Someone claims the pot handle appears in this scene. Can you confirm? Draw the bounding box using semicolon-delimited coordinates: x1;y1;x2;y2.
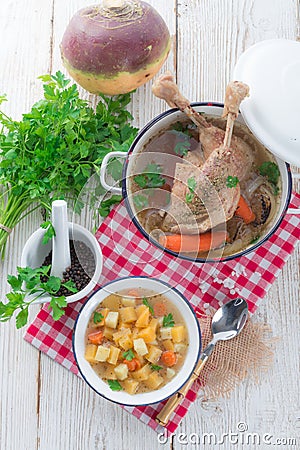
100;151;127;195
287;172;300;214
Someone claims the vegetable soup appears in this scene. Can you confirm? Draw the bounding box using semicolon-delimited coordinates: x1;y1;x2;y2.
85;288;188;395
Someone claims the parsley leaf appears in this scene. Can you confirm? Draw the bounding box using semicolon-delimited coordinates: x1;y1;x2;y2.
174;140;191;156
150;364;163;371
133;193;149;210
259;161;280;185
99;195;123;217
123;349;135;361
163;313;175;328
134;163;165;189
107;379;123;391
93;311;104;324
40;221;56;245
142;297;154;315
185;176;197;203
226;176;239;188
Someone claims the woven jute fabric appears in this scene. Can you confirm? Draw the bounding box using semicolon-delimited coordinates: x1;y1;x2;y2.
195;314;277;400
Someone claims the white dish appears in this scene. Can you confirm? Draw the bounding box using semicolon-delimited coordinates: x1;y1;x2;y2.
73;276;201;406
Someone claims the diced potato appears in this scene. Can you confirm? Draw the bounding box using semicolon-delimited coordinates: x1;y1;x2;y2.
133;338;148;356
118;334;133;351
107;346;121;365
174;343;187;354
123;379;139;395
131;364;152;381
95;345;110;362
136;304;148;318
144;371;164;390
145;345;163;364
148;318;159;331
113;328;131;345
132;327;140;338
103;326;114;340
114;363;129;381
94;308;109;327
137;326;156;344
171;325;186;343
105;311;119;329
118;321;131;329
119;307;137;323
101;294;120;311
162;339;174;351
160;327;173;340
166;368;176;379
135;307;150;328
103;365;117;380
121;296;136;307
157;317;164;327
85;344;98;363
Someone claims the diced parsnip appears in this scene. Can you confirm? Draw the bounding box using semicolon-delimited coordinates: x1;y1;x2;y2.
144;371;164;390
114;363;129;381
136;304;148;318
171;325;186;343
131;364;152;381
135;307;150;328
137;326;156;343
85;344;98;363
121;296;136;307
160;327;173;340
119;307;137;323
145;345;163;364
132;327;140;338
103;326;114;340
107;346;121;365
123;379;139;395
133;338;148;356
101;294;120;311
166;368;176;379
113;328;131;345
162;339;174;351
94;308;109;327
118;334;133;351
174;343;187;354
95;345;110;362
157;316;164;327
148;318;159;331
105;311;119;329
103;365;117;380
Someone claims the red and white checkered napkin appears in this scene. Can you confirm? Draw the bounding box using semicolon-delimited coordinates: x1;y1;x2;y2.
24;193;300;434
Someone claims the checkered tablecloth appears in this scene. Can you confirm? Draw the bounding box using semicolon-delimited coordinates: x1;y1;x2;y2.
24;192;300;434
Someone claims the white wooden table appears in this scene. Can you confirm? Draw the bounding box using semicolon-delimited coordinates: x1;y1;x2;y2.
0;1;299;449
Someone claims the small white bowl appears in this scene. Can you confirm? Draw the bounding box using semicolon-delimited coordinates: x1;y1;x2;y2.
20;222;103;304
73;276;201;406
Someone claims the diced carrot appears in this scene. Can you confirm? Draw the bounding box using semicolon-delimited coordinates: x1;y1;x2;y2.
161;351;177;367
235;195;256;224
127;289;140;298
123;358;142;371
153;302;167;317
159;230;229;253
87;330;104;345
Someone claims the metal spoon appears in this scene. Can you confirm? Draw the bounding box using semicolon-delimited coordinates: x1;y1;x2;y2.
156;298;249;426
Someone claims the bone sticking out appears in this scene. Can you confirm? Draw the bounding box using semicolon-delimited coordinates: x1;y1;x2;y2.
152;71;209;129
222;81;250;149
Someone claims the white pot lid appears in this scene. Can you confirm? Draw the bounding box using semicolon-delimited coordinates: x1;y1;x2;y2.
233;39;300;167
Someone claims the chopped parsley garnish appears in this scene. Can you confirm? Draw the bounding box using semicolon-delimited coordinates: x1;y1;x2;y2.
93;311;104;324
174;139;191;156
185;176;197;203
250;235;261;245
133;193;149;209
226;176;239;188
163;313;175;328
142;297;154;315
259;162;280;186
123;349;135;361
107;380;123;391
134;163;165;189
150;364;163;371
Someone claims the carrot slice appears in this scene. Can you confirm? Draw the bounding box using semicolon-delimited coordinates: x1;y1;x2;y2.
153;302;167;317
235;196;256;224
127;289;140;298
123;358;141;371
159;230;229;253
161;351;177;367
87;330;104;345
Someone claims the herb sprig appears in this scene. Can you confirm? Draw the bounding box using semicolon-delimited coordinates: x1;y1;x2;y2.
107;379;123;391
142;297;154;315
259;162;280;194
93;311;104;324
186;177;197;203
0;265;77;328
163;313;175;328
123;349;135;361
226;176;239;188
0;71;138;258
134;163;166;189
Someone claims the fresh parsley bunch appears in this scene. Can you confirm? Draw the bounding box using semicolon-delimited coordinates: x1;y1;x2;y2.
0;71;138;258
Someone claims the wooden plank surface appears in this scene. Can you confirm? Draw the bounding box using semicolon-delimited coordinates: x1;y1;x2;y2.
0;1;299;449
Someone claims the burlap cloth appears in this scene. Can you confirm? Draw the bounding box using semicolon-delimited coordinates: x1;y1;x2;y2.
195;312;278;400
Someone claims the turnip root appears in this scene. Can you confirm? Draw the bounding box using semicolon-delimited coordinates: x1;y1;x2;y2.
60;0;171;95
